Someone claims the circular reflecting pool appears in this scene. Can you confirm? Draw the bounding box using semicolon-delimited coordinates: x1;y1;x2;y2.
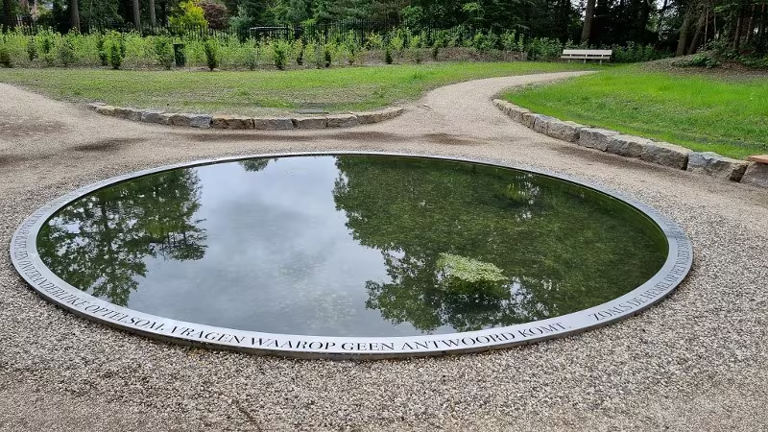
12;153;691;358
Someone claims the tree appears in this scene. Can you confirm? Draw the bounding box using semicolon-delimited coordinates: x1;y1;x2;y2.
132;0;140;29
198;0;227;28
149;0;156;26
69;0;79;31
169;0;207;28
2;0;15;31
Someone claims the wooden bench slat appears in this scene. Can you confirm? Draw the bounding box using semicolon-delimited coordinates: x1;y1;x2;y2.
747;155;768;164
560;49;613;63
562;49;613;55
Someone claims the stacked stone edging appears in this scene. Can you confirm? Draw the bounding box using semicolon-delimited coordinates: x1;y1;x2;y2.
492;99;767;188
87;102;404;130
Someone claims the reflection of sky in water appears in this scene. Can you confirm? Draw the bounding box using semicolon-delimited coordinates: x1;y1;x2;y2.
128;157;443;336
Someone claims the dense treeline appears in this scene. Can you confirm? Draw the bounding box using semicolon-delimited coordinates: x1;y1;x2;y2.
1;0;767;61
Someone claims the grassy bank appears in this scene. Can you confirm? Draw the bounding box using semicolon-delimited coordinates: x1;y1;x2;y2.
504;65;768;159
0;62;596;116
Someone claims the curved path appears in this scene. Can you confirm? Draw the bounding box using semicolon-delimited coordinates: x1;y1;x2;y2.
1;72;767;432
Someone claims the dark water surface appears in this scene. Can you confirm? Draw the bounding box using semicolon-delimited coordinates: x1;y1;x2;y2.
38;155;668;337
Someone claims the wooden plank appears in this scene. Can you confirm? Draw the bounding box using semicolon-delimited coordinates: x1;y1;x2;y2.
562;49;613;55
747;155;768;164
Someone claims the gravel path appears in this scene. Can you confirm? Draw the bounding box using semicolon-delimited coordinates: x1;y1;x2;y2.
1;71;767;432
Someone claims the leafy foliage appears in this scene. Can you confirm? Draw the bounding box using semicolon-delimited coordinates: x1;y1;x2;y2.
56;36;77;67
169;0;209;29
203;38;219;70
272;38;289;69
0;45;11;67
153;36;176;69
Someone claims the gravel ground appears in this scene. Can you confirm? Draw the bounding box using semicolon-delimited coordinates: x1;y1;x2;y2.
1;71;767;432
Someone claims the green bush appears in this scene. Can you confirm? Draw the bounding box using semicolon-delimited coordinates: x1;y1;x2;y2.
27;38;38;61
673;53;720;68
244;46;257;70
57;38;77;67
272;39;289;70
0;46;12;68
501;30;524;52
323;44;332;68
39;34;56;67
96;35;108;66
293;39;304;66
740;55;768;69
204;38;219;70
385;45;393;64
153;37;175;69
526;37;562;61
343;31;362;65
104;33;126;70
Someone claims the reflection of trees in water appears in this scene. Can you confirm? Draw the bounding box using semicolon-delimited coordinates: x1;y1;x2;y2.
332;156;664;333
239;158;275;173
38;170;207;306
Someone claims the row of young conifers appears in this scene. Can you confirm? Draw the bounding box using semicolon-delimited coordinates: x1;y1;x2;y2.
0;27;665;70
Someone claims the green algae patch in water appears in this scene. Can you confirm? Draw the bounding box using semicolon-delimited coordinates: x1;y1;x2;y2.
34;155;669;340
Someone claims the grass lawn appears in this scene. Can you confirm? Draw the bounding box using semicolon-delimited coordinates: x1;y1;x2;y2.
0;62;596;117
504;64;768;159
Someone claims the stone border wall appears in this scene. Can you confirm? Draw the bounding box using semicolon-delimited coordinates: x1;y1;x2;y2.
493;99;768;188
87;102;404;131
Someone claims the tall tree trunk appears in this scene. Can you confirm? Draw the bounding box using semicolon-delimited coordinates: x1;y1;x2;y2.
745;4;755;44
758;3;766;42
149;0;156;26
581;0;596;44
2;0;14;32
732;7;742;50
688;10;707;54
69;0;80;32
676;6;694;56
132;0;141;30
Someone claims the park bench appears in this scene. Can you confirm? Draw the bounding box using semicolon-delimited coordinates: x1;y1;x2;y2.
561;49;613;65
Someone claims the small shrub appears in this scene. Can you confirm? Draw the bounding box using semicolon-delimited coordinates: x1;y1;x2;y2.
244;46;257;70
294;40;304;66
108;43;123;69
0;46;12;68
526;37;562;61
431;45;439;61
204;38;219;70
153;37;175;69
740;55;768;69
96;36;108;66
408;34;422;63
385;45;393;64
272;39;288;70
27;38;38;61
57;38;77;67
501;30;524;52
323;44;332;68
673;53;720;68
37;36;56;67
343;31;362;65
105;33;125;69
